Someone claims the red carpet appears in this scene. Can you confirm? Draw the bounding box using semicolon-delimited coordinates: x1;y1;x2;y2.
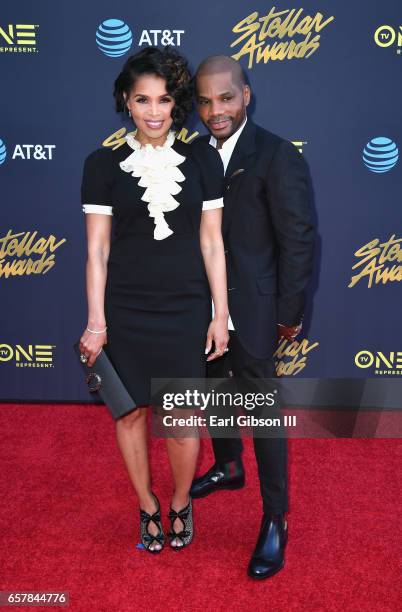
0;404;401;612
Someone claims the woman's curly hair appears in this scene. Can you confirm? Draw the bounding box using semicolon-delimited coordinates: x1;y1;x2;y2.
113;46;193;128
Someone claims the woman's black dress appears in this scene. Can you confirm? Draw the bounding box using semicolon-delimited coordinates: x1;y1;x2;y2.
81;132;224;406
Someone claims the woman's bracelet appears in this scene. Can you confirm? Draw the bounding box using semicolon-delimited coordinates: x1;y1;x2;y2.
86;326;107;334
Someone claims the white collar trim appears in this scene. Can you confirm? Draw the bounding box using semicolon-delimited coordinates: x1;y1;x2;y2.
209;115;248;151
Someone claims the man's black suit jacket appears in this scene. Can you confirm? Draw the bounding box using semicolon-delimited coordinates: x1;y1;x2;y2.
200;119;315;360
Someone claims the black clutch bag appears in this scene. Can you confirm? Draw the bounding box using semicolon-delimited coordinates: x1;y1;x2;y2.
73;341;136;420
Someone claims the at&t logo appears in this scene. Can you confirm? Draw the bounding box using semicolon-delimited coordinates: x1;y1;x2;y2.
96;18;185;58
362;137;398;173
96;19;133;57
0;139;6;165
0;24;39;53
0;138;56;164
374;25;402;54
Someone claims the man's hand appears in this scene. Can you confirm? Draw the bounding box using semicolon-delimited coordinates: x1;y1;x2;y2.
277;323;302;342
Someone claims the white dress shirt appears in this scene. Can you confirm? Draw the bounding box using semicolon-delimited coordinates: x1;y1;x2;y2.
209;116;248;330
209;115;248;173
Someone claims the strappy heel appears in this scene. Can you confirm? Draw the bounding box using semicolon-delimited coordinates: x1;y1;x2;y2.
168;497;193;550
139;493;165;553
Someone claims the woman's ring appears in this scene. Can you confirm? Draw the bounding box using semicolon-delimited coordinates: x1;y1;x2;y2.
80;353;88;364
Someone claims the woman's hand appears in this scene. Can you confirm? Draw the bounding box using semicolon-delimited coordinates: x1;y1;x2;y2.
79;328;107;367
205;317;229;361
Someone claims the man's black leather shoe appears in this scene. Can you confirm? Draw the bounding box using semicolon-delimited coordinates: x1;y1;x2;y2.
190;459;245;498
247;513;287;579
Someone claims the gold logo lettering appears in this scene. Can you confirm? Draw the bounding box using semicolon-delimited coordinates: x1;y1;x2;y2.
102;127;199;150
0;230;66;278
274;337;319;376
348;235;402;288
230;7;335;68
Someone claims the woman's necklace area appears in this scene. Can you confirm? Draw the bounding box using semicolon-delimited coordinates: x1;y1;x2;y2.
127;129;176;151
119;129;186;240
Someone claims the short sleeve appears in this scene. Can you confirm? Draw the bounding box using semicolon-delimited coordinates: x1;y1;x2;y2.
81;149;114;215
190;139;225;211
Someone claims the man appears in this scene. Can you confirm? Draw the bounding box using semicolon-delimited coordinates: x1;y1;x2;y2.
190;56;315;579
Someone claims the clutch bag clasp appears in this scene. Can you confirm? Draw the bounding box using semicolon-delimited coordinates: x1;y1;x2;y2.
86;372;102;393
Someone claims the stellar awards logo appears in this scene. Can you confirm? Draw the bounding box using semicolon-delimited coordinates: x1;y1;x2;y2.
0;230;66;278
348;234;402;289
274;336;319;376
230;7;335;68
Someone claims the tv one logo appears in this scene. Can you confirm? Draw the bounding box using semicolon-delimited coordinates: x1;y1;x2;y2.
355;350;402;374
0;24;38;53
96;19;184;58
0;344;55;367
374;25;402;54
0;139;55;165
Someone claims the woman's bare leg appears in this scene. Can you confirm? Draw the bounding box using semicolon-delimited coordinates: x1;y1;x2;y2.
115;407;162;551
165;414;199;547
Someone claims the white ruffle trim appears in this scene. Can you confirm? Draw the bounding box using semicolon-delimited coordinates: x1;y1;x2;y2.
119;131;185;240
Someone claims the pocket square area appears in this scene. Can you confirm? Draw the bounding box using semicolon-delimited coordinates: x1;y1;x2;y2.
230;168;245;178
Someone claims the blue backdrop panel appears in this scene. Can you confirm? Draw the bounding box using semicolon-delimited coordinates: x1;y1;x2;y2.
0;1;401;401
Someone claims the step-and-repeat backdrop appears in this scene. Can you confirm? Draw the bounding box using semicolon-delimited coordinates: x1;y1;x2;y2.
1;1;401;402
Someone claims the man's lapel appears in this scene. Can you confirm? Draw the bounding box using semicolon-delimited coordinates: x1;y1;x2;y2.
225;119;257;182
223;120;257;234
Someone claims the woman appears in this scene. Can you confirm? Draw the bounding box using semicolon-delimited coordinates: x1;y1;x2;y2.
79;47;229;553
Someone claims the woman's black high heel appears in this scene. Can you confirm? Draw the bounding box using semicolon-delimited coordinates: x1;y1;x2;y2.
139;493;165;554
168;497;193;550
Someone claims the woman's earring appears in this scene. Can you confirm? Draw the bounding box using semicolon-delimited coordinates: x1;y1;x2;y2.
127;107;131;117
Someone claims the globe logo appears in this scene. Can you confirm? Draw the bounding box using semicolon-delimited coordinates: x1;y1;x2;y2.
96;19;133;58
363;137;399;173
0;139;6;165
